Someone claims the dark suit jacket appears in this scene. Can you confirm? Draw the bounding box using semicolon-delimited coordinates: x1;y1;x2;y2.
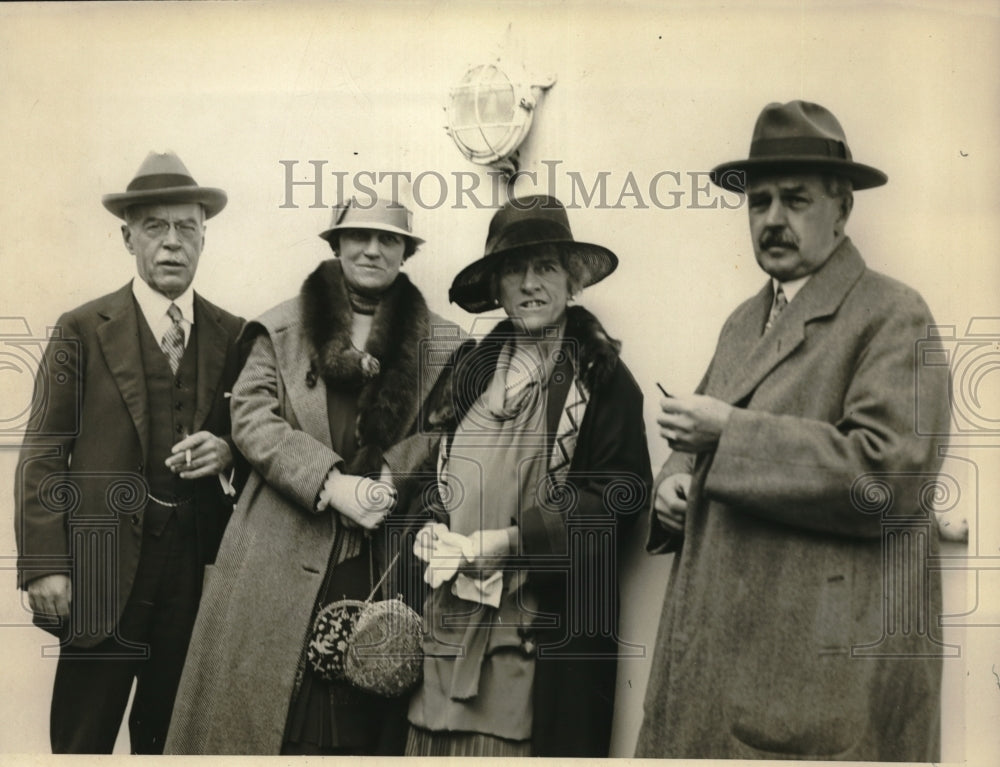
14;281;244;648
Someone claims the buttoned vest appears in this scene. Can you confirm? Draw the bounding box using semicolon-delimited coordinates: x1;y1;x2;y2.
136;305;199;534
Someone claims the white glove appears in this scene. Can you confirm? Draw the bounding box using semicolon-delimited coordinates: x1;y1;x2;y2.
413;522;475;588
452;571;504;608
318;468;395;529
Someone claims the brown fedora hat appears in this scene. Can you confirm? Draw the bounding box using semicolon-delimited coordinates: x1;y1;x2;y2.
102;151;228;219
449;194;618;314
711;100;887;193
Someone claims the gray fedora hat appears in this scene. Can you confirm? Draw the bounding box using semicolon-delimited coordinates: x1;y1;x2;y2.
102;151;228;219
711;101;888;193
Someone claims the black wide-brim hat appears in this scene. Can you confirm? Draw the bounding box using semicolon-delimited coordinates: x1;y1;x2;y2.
449;194;618;314
710;100;888;193
102;151;228;219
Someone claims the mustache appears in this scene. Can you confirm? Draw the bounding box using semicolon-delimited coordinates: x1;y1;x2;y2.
760;229;798;250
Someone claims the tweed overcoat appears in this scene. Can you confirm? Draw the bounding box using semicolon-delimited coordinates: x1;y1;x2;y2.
14;282;244;647
636;239;951;761
165;265;463;754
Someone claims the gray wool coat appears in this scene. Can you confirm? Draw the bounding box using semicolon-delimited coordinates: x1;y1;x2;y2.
635;240;951;761
164;289;462;755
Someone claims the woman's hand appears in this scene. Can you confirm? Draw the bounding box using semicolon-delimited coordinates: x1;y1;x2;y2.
379;461;393;486
320;468;396;529
461;527;515;577
414;523;472;587
413;524;516;587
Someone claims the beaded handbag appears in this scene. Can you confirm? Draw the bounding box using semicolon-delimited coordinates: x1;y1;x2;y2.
306;547;423;698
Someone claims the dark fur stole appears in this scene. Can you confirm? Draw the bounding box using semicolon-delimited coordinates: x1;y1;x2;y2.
301;259;430;476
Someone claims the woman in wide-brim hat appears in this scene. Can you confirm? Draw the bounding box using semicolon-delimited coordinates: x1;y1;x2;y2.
166;194;464;756
405;195;652;757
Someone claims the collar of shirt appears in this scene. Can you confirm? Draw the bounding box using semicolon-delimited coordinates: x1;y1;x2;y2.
131;277;195;347
772;274;810;303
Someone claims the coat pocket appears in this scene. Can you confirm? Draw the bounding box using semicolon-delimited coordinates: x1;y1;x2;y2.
813;569;850;652
725;564;868;757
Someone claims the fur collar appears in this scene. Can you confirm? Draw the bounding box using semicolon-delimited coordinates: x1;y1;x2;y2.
446;305;621;426
478;305;620;391
301;259;430;476
562;305;622;391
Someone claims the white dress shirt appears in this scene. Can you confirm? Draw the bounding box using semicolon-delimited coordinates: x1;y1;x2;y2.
132;276;195;347
772;274;810;303
131;276;236;496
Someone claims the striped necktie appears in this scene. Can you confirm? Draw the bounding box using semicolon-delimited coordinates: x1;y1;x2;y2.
161;303;185;374
764;285;788;333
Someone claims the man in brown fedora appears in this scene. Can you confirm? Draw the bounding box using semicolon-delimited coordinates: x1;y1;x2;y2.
14;151;244;753
636;101;951;760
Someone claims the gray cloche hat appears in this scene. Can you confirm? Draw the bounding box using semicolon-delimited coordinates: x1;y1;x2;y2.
318;197;425;246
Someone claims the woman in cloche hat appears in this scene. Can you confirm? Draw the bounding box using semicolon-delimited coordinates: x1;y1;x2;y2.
166;194;464;756
405;195;652;757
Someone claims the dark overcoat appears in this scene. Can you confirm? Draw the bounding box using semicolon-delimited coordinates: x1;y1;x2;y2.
433;306;652;757
14;282;243;647
165;263;463;754
636;240;951;760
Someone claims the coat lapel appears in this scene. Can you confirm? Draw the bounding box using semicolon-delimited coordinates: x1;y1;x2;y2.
95;283;150;461
192;294;229;431
713;238;867;405
549;377;587;481
706;283;773;403
273;314;334;449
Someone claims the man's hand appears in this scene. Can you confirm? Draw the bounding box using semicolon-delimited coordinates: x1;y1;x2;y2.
166;431;233;479
27;574;71;618
654;473;691;534
657;394;734;452
322;468;396;530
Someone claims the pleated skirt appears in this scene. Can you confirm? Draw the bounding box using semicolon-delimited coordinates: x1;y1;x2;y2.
405;725;532;757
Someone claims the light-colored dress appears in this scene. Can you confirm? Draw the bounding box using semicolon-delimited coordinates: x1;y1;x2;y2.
407;338;561;752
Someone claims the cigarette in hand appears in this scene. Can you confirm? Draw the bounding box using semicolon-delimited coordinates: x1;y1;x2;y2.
185;449;192;468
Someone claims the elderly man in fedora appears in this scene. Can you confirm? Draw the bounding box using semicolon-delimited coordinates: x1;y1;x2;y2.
636;101;950;760
14;151;244;753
